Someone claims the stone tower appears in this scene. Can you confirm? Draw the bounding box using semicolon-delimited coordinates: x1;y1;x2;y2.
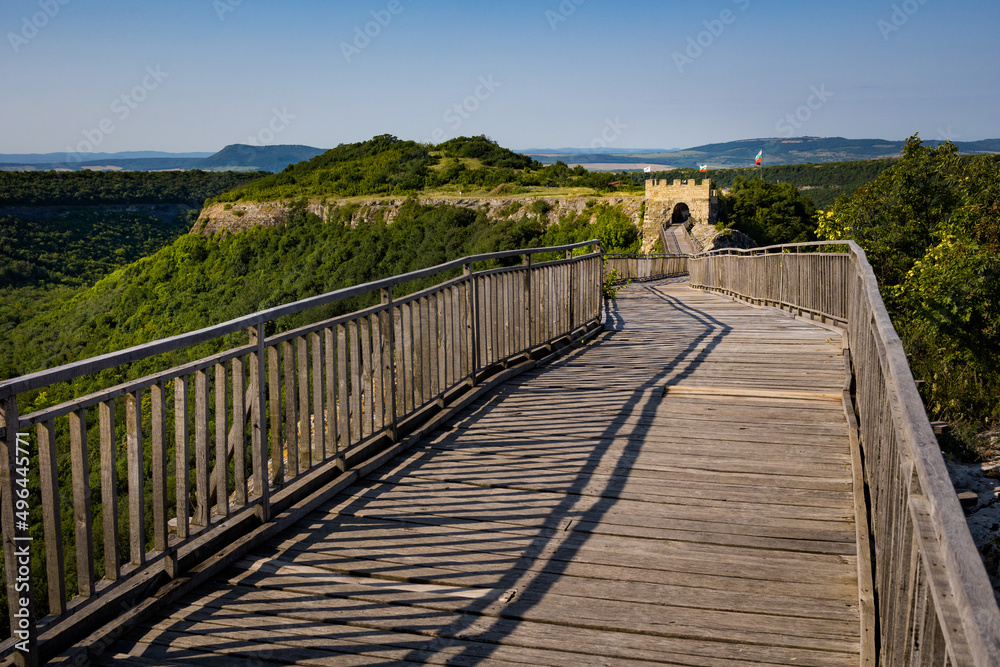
643;179;719;252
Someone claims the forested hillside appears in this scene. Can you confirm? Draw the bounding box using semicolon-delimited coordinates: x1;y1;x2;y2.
211;135;637;202
820;137;1000;459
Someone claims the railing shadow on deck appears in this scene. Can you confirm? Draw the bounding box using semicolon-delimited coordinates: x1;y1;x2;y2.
127;277;733;666
0;240;607;666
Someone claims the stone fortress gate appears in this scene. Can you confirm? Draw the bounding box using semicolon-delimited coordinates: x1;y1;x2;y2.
642;179;719;252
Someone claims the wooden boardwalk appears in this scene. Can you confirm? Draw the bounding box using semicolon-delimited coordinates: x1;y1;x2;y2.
94;278;862;666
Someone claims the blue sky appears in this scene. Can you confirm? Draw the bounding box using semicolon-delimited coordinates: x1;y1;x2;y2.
1;0;998;154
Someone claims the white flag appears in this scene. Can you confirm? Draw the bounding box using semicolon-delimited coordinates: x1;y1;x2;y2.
643;166;652;173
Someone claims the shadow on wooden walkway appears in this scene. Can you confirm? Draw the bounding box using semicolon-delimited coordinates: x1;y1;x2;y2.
93;277;862;666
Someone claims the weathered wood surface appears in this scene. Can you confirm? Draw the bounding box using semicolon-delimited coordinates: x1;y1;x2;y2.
93;277;861;666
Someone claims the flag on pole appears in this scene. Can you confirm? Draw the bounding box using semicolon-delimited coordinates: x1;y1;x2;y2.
643;166;652;173
755;150;763;166
699;165;708;172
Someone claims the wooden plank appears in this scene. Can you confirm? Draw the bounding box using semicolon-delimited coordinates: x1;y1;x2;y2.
174;376;189;540
281;340;298;479
266;346;282;485
37;419;66;614
296;335;311;472
213;364;228;520
349;319;361;440
324;328;337;460
194;371;209;527
360;317;373;438
98;399;119;581
310;332;324;466
231;358;246;507
371;313;384;432
337;323;350;449
151;382;169;551
69;408;95;596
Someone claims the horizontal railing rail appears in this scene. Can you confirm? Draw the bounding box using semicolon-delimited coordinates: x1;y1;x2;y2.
0;240;604;664
690;241;1000;666
604;253;688;282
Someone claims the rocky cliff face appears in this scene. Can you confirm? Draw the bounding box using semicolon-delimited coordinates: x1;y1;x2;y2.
195;196;644;236
688;221;757;253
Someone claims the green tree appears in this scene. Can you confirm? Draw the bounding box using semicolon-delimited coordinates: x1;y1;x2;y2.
819;136;1000;455
719;177;818;246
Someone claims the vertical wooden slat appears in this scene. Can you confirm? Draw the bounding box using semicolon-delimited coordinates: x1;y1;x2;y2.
151;382;170;561
194;371;209;527
99;400;119;581
126;390;145;564
349;319;361;441
372;313;385;432
232;358;247;507
402;303;415;411
524;256;532;350
325;329;337;459
214;364;228;519
249;325;270;520
282;341;298;479
174;376;189;539
296;336;311;471
337;324;350;449
311;332;324;461
69;408;95;596
267;346;282;485
382;290;398;437
438;290;448;390
427;294;440;399
360;318;373;438
411;303;423;407
37;419;65;615
393;304;405;423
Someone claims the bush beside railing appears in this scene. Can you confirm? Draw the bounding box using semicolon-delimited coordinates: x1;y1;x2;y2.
690;242;1000;667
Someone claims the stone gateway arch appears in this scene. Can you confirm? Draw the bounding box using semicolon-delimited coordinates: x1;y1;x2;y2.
642;179;719;252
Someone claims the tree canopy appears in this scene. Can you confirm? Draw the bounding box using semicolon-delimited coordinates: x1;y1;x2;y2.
819;136;1000;455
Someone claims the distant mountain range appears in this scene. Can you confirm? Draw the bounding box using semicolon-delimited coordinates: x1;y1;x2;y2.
0;145;326;173
524;136;1000;170
3;136;998;174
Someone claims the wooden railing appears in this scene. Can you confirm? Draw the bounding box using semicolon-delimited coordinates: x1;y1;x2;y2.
690;242;1000;667
604;253;688;282
0;241;604;665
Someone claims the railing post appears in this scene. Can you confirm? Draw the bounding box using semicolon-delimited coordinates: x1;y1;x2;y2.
566;249;575;330
596;242;605;325
249;325;270;522
1;396;37;666
381;288;398;441
523;253;532;350
465;263;479;386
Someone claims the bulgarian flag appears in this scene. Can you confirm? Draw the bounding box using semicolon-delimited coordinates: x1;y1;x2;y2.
755;150;763;166
699;165;708;172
